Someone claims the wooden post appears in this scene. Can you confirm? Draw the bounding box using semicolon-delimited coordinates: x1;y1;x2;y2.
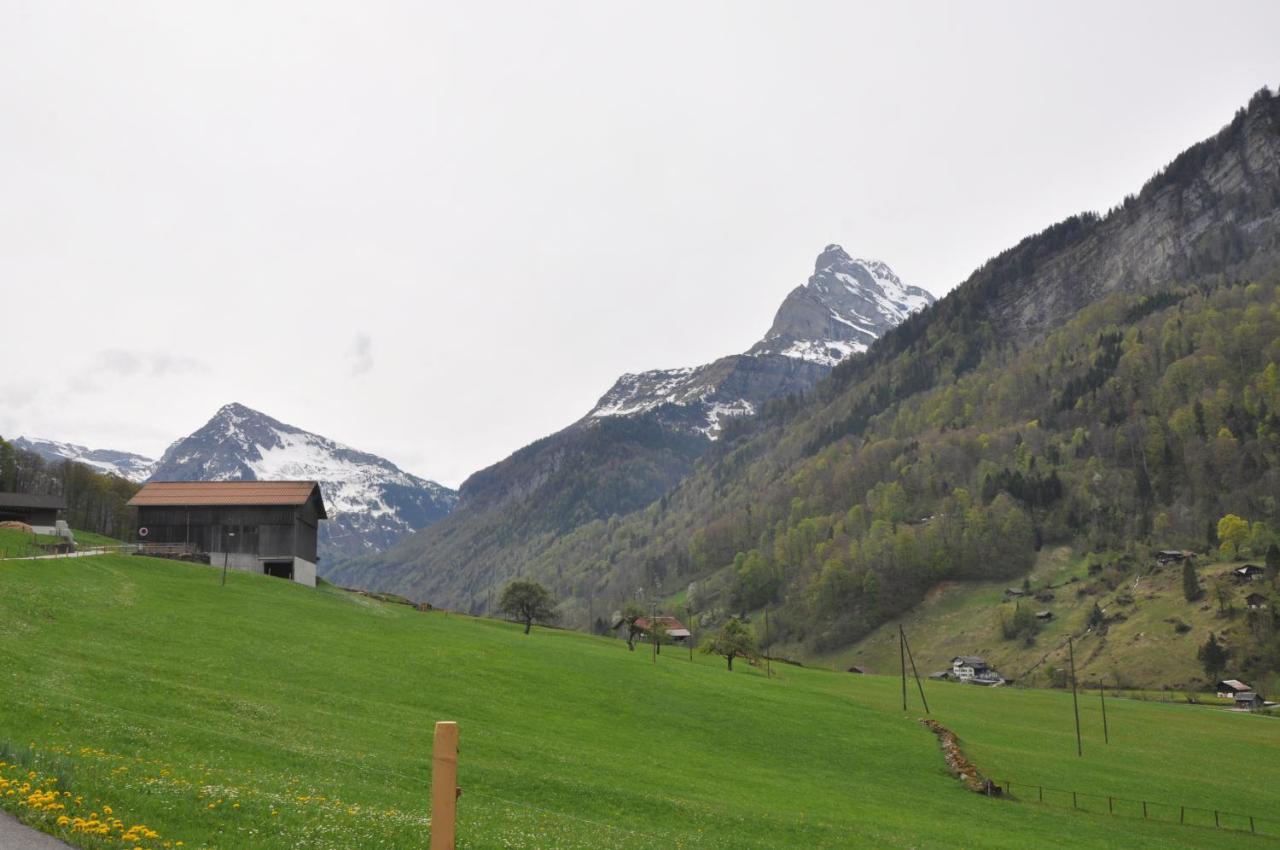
431;721;459;850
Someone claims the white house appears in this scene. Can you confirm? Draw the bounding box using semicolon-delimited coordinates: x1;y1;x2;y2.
1217;679;1252;699
952;656;996;682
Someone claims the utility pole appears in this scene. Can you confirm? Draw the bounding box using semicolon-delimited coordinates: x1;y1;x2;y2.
764;608;772;679
901;626;930;714
651;601;657;664
1099;678;1109;744
1069;636;1082;757
899;625;907;712
687;604;694;662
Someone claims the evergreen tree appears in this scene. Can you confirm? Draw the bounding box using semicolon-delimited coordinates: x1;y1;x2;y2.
1182;560;1203;602
1196;632;1229;681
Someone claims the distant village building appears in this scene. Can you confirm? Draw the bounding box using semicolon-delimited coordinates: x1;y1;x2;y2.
951;656;1004;685
1233;564;1265;583
1216;679;1252;699
127;481;327;587
632;615;691;642
1246;593;1268;610
1035;610;1054;621
1157;550;1195;565
1234;691;1265;710
846;665;872;675
0;492;67;536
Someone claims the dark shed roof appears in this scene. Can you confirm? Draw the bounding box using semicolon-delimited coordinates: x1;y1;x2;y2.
128;481;328;519
0;492;66;511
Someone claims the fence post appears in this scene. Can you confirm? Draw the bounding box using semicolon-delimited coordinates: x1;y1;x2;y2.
1142;801;1147;819
1072;791;1077;810
431;721;459;850
1038;785;1043;803
1250;816;1255;833
1214;810;1219;829
1108;796;1113;814
1180;806;1184;824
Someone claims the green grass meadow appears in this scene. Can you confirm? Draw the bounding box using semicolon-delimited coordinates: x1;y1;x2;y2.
0;554;1276;848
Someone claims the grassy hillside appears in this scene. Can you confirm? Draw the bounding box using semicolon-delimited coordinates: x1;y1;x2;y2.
0;555;1277;849
823;547;1277;692
0;528;61;558
70;529;125;549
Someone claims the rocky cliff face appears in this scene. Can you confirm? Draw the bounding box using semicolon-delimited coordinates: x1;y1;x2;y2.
751;246;935;366
149;403;457;562
985;90;1280;343
327;249;932;604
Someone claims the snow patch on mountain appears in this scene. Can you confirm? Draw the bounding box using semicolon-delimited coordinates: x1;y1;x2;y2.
584;245;934;436
778;338;868;367
13;437;155;482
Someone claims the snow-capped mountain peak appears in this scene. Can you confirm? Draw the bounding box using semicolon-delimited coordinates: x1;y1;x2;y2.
583;245;935;437
753;244;935;367
149;404;458;561
12;436;155;482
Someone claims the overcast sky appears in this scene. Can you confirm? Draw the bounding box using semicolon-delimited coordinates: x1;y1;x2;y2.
2;2;1278;487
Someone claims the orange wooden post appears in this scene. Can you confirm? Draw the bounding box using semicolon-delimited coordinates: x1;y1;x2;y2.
431;721;459;850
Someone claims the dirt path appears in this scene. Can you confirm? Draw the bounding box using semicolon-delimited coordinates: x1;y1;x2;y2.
0;811;74;848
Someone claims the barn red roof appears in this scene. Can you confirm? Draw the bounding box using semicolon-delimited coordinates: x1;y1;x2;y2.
128;481;327;518
635;615;691;636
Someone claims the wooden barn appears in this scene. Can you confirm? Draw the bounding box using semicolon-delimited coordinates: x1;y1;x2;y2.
0;492;66;533
127;481;327;587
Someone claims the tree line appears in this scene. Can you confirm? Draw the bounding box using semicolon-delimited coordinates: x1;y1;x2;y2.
0;437;139;539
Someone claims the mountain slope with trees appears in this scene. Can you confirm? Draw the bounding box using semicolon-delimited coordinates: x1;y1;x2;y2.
508;89;1280;672
328;250;932;597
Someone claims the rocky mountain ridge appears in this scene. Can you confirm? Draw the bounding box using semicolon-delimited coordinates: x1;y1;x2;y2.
13;437;156;483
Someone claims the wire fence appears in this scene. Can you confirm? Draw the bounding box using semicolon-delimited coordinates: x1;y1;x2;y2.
0;544;139;560
995;778;1277;836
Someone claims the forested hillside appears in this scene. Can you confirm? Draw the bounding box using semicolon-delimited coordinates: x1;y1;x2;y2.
0;436;139;539
508;89;1280;664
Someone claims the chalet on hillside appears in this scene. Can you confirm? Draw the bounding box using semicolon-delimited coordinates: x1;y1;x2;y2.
951;656;1004;685
1233;564;1265;583
1234;692;1265;710
632;615;691;642
1216;679;1252;699
127;481;327;587
1157;550;1195;565
0;492;66;534
1246;592;1268;610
